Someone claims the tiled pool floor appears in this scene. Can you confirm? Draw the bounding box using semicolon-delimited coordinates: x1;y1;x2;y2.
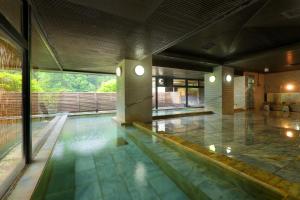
34;114;188;200
151;111;300;183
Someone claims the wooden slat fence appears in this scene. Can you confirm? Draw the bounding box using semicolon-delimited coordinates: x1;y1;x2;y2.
0;92;117;116
0;91;192;117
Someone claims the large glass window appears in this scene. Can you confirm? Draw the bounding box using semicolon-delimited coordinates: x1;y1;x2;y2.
152;77;156;108
157;86;186;108
0;29;24;195
188;80;199;87
30;70;117;155
188;88;204;107
173;79;186;87
153;77;204;109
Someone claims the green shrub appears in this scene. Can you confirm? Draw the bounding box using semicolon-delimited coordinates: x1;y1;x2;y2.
97;79;116;92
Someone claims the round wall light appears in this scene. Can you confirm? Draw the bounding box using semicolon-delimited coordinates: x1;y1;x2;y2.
209;75;216;83
286;84;294;91
264;67;269;73
225;74;232;82
116;67;121;77
135;65;144;76
286;131;294;138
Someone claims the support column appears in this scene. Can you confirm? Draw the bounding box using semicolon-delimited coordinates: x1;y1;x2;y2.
116;56;152;124
204;66;234;115
22;0;32;163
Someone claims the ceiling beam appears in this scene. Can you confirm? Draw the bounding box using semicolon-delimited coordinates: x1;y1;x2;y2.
158;50;223;65
224;41;300;64
153;55;213;72
0;12;28;49
29;0;64;71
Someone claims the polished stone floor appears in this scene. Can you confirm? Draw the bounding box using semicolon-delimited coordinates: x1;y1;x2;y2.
36;114;188;200
152;111;300;183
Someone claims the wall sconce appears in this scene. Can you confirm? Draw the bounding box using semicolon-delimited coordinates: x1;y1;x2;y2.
135;65;144;76
286;131;294;138
209;144;216;152
286;84;294;91
116;67;121;77
226;146;231;154
209;75;216;83
225;74;232;82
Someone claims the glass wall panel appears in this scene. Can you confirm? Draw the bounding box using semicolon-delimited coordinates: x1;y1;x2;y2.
153;77;204;109
30;70;118;155
152;77;156;108
0;29;24;197
0;0;22;33
188;88;204;107
188;80;199;87
157;86;186;108
173;79;186;87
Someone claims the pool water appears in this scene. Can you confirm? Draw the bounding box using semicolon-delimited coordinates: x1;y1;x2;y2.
32;114;188;200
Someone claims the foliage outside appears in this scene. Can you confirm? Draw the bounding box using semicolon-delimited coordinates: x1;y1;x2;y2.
0;71;117;92
97;79;116;92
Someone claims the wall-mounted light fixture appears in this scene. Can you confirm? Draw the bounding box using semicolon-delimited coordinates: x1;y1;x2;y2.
286;131;294;138
135;65;144;76
264;67;269;73
209;144;216;152
226;146;231;154
209;75;216;83
116;67;121;77
286;84;294;91
225;74;232;82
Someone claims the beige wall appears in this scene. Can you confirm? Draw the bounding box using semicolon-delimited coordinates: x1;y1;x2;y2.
204;67;223;113
244;72;264;111
265;70;300;93
234;76;246;110
222;67;234;115
204;66;234;115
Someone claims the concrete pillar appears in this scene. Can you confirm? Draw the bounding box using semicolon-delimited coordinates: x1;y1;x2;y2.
204;66;234;115
116;56;152;124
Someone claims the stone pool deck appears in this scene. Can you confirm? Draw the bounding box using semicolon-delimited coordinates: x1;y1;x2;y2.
135;111;300;199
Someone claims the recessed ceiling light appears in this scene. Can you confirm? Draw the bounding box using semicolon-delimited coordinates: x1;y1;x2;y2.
135;65;144;76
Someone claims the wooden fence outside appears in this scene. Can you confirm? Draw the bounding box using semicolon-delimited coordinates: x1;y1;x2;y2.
0;91;192;117
0;92;117;116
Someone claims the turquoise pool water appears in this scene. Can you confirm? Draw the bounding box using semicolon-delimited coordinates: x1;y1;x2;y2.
32;114;188;200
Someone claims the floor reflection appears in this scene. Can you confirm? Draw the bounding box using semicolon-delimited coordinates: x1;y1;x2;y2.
152;107;207;117
152;111;300;183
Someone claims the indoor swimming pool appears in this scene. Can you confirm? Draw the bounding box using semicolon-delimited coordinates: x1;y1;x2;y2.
32;114;280;200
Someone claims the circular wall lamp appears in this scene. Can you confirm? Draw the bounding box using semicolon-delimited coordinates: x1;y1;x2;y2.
286;131;294;138
116;67;121;77
158;78;164;85
209;75;216;83
264;67;269;73
135;65;144;76
286;84;294;91
225;74;232;82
